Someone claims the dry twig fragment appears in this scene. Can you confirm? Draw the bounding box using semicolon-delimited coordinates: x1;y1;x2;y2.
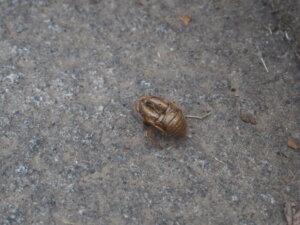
288;139;298;151
284;201;300;225
181;16;191;25
296;52;300;61
294;211;300;225
285;201;294;225
260;57;269;72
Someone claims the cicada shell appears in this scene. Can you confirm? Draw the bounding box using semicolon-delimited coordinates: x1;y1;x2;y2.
135;96;187;148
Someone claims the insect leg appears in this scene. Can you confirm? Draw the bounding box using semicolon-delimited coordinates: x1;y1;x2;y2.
186;111;211;120
145;127;163;149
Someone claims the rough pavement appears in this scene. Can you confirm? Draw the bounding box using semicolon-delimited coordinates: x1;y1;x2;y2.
0;0;299;224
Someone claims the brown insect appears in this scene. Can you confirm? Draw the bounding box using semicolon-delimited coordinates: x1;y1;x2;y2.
135;96;211;149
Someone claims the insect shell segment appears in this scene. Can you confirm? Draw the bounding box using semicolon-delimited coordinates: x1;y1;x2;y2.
135;96;187;138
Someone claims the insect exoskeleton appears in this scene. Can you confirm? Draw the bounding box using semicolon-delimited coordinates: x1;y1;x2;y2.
135;96;187;149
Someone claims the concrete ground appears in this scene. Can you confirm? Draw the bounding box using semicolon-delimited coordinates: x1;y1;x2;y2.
0;0;299;224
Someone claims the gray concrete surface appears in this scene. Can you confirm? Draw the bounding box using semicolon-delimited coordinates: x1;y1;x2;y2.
0;0;300;224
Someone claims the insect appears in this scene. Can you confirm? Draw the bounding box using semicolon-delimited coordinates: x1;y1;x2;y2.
135;96;211;149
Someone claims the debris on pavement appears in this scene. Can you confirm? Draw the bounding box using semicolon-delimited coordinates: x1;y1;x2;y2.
181;16;191;25
284;201;300;225
288;139;299;151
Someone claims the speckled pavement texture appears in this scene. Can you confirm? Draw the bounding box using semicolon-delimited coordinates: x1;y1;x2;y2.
0;0;300;225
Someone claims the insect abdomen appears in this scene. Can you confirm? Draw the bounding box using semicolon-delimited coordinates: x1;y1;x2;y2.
165;110;187;137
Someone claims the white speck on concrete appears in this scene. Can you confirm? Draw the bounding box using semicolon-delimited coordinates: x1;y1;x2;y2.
141;80;151;87
260;193;275;204
231;195;238;202
3;73;20;83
